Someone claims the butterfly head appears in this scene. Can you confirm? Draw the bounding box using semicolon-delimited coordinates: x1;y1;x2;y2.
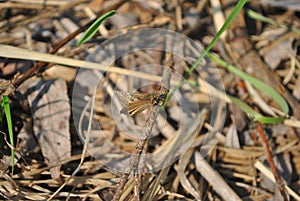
153;93;167;106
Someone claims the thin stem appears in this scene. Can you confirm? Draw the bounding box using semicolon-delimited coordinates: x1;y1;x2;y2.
257;123;288;201
113;53;173;201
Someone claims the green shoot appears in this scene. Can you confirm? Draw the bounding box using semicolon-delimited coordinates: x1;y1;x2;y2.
77;10;117;46
163;0;249;107
209;53;289;116
245;9;300;35
229;95;285;124
1;96;15;174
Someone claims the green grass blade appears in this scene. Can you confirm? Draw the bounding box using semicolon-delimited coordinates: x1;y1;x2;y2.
77;10;117;46
1;96;15;174
164;0;249;107
229;95;285;124
245;9;300;35
188;0;249;75
209;53;289;114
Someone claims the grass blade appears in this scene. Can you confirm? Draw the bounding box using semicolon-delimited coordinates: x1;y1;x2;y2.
77;10;117;46
209;53;289;115
1;96;15;174
188;0;249;75
229;95;285;124
245;9;300;35
164;0;249;106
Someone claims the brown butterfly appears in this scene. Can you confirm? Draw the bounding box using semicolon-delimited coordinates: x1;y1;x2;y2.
115;88;169;116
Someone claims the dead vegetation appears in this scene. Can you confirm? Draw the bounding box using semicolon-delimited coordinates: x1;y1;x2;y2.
0;0;300;200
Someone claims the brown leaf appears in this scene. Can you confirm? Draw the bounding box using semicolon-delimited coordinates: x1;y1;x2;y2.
257;28;294;69
225;124;240;148
18;78;71;181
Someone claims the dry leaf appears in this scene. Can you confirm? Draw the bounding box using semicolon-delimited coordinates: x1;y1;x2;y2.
18;78;71;181
256;28;294;69
178;149;201;201
293;76;300;100
224;123;240;148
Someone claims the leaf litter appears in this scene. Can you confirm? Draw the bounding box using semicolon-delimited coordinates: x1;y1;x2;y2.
0;1;299;201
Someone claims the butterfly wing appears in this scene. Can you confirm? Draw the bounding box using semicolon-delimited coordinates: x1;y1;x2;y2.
128;100;152;116
114;91;130;114
114;90;166;116
115;91;153;116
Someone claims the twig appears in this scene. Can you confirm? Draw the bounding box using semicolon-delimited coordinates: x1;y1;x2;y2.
256;123;288;201
113;53;173;201
112;138;147;201
133;171;140;201
254;160;300;201
0;131;15;151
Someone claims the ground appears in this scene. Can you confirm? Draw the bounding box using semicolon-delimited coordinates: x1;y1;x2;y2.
0;0;299;200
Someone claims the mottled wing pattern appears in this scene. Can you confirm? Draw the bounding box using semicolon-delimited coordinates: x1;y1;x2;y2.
128;100;152;116
115;89;168;116
115;91;152;116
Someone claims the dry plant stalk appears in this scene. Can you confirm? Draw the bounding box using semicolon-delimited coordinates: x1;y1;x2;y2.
11;0;128;89
112;53;173;201
256;123;288;201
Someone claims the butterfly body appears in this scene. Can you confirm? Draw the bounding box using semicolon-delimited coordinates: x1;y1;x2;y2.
115;88;168;116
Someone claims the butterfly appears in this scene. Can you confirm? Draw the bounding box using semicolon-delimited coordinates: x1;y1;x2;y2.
115;88;169;116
